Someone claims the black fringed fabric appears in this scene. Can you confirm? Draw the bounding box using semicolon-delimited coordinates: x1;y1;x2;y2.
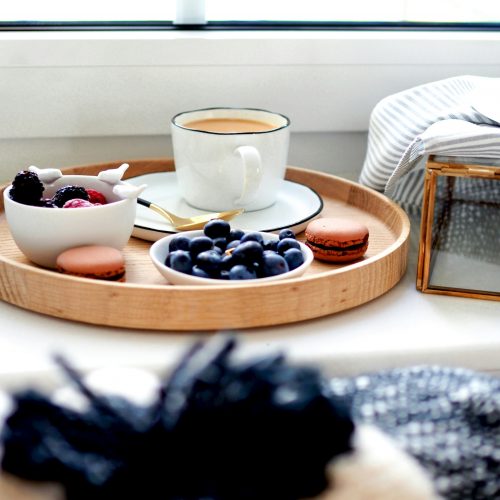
1;336;354;500
329;365;500;500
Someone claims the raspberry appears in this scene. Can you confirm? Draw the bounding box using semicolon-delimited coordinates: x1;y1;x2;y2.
86;188;107;205
9;170;44;206
62;199;95;209
51;185;89;208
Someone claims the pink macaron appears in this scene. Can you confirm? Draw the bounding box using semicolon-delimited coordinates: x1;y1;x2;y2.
56;245;126;281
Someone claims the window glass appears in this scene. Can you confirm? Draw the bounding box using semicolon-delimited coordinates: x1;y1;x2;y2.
1;0;500;24
2;1;174;22
206;0;500;22
208;0;500;23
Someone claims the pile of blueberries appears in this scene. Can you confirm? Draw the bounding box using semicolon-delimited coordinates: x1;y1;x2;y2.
166;219;305;280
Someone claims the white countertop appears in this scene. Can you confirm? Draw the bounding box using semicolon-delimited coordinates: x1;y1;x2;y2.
0;214;499;391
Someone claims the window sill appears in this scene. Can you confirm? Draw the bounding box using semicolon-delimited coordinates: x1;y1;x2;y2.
2;29;500;66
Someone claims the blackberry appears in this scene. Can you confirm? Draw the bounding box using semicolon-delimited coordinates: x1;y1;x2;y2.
51;185;89;208
9;170;44;206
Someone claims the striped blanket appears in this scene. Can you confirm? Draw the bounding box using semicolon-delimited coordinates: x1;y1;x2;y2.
359;75;500;209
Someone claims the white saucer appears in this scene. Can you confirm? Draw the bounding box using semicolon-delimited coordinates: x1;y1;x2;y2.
127;172;323;241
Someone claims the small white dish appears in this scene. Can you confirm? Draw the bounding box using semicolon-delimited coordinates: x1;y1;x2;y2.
127;172;323;241
149;230;314;286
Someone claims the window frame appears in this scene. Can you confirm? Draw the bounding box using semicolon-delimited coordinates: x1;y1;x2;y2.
1;20;500;31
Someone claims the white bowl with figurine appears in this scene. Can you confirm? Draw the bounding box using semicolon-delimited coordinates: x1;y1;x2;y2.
3;164;146;268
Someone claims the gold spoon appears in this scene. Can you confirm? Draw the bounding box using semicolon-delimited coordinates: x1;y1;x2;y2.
137;198;244;231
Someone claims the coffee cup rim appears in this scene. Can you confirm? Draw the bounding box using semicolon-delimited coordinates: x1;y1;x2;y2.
171;107;290;135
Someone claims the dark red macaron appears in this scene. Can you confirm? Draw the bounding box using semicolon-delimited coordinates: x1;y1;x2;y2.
305;218;369;263
56;245;126;281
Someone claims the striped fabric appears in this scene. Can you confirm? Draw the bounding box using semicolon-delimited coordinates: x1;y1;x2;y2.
359;75;500;209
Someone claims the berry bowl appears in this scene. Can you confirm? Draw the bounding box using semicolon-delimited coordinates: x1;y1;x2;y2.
149;223;314;286
3;165;145;268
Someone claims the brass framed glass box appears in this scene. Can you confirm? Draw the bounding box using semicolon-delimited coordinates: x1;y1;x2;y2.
417;155;500;300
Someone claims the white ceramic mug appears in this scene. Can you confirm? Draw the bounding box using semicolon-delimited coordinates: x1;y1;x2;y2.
171;107;290;212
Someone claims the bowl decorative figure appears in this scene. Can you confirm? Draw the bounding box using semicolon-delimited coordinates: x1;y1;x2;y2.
3;165;145;268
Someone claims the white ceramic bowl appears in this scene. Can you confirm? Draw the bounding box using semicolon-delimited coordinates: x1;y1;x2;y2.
150;230;314;286
4;175;138;268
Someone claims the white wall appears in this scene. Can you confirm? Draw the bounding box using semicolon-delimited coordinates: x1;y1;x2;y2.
0;132;368;183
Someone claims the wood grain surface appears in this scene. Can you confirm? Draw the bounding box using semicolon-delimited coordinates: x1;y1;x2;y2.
0;158;410;330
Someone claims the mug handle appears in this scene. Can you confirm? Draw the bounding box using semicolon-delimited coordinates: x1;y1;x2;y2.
233;145;262;206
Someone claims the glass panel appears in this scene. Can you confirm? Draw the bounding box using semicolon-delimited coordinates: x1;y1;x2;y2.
2;0;500;24
1;1;175;22
428;174;500;294
207;0;500;22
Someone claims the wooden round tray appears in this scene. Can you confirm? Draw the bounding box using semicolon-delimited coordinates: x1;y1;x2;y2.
0;159;410;331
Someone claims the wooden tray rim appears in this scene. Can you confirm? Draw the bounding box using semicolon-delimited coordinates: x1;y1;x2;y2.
0;159;411;329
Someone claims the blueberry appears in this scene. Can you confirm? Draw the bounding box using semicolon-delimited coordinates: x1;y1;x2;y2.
261;253;289;277
220;270;230;280
263;249;278;257
196;249;222;274
169;235;190;252
277;238;301;254
231;241;264;264
240;231;264;245
229;264;257;280
164;253;171;267
221;253;237;270
263;239;278;252
283;248;304;270
192;265;211;278
168;250;193;274
226;239;240;251
213;237;227;252
189;236;213;257
228;228;245;242
252;261;263;277
279;229;295;240
203;219;231;239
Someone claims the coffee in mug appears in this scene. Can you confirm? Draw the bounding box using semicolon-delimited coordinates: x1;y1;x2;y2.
171;107;290;212
183;118;277;134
